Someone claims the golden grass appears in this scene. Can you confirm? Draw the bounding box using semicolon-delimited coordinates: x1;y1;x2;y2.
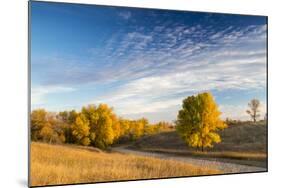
141;147;267;161
31;142;219;186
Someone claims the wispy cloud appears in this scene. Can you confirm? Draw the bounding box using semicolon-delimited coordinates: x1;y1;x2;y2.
31;85;75;106
118;11;131;20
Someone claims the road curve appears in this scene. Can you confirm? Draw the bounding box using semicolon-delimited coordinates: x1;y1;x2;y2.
111;146;266;174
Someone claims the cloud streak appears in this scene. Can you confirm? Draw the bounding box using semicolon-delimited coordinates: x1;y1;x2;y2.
31;85;75;107
118;11;132;20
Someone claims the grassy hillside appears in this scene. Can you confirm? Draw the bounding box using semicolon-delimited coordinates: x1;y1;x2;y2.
30;142;219;186
130;123;267;167
133;123;267;152
216;123;267;152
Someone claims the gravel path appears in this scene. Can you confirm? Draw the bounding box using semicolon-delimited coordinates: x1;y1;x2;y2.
112;147;266;174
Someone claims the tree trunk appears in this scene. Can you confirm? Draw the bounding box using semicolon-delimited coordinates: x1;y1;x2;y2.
201;145;204;152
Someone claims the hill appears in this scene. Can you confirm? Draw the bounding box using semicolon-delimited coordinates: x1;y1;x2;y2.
133;123;267;152
128;123;267;167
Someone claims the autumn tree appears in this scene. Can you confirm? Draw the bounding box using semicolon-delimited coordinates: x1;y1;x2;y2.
31;109;48;141
155;121;172;132
95;104;115;148
128;118;147;140
144;121;172;135
39;123;63;144
31;109;65;143
246;99;261;123
72;113;90;146
81;104;98;144
119;118;130;136
57;110;78;143
81;104;115;149
144;124;155;135
176;92;227;151
44;112;66;143
111;114;121;142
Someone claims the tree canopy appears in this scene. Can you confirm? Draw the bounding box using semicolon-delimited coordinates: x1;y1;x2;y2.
176;92;227;151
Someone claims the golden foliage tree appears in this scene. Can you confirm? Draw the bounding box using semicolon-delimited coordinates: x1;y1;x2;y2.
95;104;115;148
39;123;65;144
111;114;121;141
119;118;130;136
31;109;66;143
57;110;78;143
128;118;147;140
72;114;90;146
31;109;48;141
81;104;115;149
176;92;227;151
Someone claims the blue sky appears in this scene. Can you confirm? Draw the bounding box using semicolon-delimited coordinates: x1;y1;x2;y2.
31;1;267;123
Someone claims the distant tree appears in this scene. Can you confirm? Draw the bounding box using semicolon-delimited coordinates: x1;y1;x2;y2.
129;118;147;140
144;121;172;135
72;114;90;146
156;121;172;131
246;99;261;123
119;118;130;136
39;123;62;143
57;110;77;143
31;109;65;143
144;125;155;135
111;114;121;141
58;111;68;122
176;92;227;151
68;110;78;124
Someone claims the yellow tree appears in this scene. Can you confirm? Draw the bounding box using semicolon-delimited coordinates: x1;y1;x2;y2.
39;123;60;143
111;114;121;141
81;104;115;149
94;104;115;149
81;104;98;145
176;92;227;151
31;109;48;141
72;113;90;146
129;118;147;140
57;110;77;143
31;109;66;143
119;118;130;137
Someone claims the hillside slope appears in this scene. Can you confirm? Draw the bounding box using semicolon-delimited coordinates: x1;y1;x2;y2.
133;123;267;153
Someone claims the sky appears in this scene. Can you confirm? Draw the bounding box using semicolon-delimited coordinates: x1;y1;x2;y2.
30;1;267;123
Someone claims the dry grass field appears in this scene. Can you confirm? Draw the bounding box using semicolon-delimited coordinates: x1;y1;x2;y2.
30;142;219;187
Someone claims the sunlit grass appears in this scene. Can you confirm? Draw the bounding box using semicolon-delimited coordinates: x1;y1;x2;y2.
31;142;220;186
140;148;266;161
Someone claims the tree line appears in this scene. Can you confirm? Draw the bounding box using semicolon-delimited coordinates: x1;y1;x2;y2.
31;92;264;151
31;104;172;149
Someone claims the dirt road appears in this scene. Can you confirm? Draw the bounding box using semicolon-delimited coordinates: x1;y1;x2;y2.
112;146;266;174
